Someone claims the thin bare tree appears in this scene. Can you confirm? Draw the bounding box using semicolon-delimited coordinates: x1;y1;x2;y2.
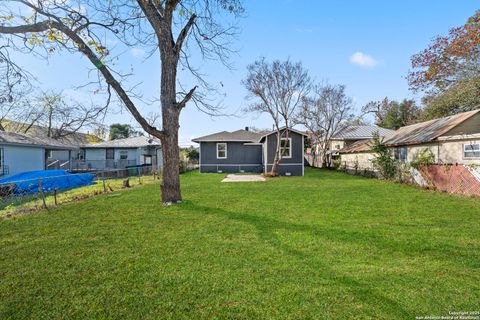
14;92;106;139
243;58;311;175
297;83;353;168
0;0;243;203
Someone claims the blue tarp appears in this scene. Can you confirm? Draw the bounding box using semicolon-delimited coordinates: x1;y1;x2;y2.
0;170;95;195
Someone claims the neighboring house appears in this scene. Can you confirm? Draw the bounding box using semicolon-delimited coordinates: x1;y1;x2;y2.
307;125;394;167
383;109;480;164
2;120;102;145
73;136;162;171
339;109;480;167
330;125;395;153
2;120;103;166
0;131;77;178
192;127;306;176
337;139;377;169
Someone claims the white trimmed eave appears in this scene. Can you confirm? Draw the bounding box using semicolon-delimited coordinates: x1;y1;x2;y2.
437;133;480;141
0;141;78;150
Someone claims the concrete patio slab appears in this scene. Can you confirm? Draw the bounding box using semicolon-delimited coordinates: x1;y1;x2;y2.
221;174;266;182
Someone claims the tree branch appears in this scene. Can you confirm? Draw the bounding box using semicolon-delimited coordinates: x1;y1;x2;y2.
176;86;197;109
0;22;52;34
174;13;196;56
0;19;166;138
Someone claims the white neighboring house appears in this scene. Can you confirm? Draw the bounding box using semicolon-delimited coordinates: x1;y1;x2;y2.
0;131;77;178
74;136;162;171
307;125;394;167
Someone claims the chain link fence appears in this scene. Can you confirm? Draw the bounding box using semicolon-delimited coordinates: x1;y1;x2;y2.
338;160;379;178
0;166;161;218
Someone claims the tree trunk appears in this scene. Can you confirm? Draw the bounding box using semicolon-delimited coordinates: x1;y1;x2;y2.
270;129;281;176
310;146;317;167
159;52;182;203
160;109;181;203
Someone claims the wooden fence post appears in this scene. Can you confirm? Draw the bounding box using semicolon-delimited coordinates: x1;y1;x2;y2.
38;179;47;209
54;188;58;206
137;167;142;185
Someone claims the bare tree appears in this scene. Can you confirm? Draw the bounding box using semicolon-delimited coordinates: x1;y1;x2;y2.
361;97;390;125
18;92;107;139
0;45;34;131
297;83;353;168
0;46;29;104
0;0;243;203
243;58;311;175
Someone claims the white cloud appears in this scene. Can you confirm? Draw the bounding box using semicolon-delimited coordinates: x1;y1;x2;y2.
349;52;381;68
131;48;145;58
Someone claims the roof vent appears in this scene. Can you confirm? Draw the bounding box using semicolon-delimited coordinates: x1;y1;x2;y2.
245;127;249;131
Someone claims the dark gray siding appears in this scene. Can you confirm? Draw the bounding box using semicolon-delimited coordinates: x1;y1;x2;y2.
266;164;303;176
264;130;304;175
200;141;262;173
266;131;303;164
265;131;304;176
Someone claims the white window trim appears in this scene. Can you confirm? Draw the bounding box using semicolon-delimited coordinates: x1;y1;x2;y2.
280;138;292;159
463;143;480;159
216;142;227;159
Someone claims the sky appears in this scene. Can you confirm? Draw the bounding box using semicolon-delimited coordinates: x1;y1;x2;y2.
9;0;479;146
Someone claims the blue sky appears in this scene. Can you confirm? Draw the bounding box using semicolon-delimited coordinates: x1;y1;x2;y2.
12;0;478;146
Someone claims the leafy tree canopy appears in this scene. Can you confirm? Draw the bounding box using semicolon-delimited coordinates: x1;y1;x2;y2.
108;123;142;140
362;98;421;130
408;10;480;92
421;77;480;120
408;10;480;120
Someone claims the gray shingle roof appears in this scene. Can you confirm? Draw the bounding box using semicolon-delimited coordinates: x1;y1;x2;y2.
3;120;103;144
0;131;77;149
83;136;161;148
331;125;395;140
384;109;480;147
192;130;263;143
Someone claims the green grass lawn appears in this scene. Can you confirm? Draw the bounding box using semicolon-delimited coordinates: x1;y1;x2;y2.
0;174;159;217
0;168;479;319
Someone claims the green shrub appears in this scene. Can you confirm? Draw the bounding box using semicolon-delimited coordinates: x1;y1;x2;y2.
410;148;436;169
371;133;396;179
332;159;341;170
395;162;412;183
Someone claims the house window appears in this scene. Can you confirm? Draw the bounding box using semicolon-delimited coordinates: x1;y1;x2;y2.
216;143;227;159
280;138;292;158
394;147;407;162
464;143;480;158
106;148;115;160
76;150;84;160
144;155;152;164
119;151;128;160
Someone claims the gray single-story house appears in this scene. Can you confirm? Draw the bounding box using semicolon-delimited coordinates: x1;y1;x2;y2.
192;127;306;176
71;136;162;171
0;131;77;178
